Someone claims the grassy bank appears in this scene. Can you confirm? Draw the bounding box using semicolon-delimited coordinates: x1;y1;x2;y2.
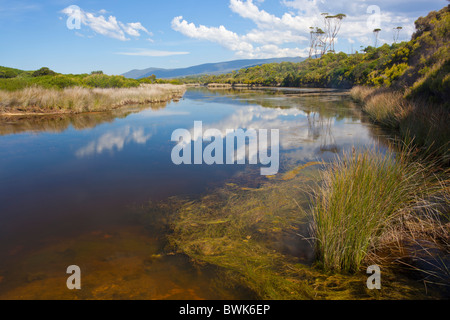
351;86;450;163
0;84;186;115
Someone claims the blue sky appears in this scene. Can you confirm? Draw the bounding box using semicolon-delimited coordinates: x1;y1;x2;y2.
0;0;447;75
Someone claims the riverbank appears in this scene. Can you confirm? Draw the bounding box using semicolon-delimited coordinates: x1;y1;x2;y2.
0;84;186;115
351;86;450;163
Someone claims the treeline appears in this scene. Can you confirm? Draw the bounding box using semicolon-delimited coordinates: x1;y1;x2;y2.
182;5;449;105
180;43;414;89
0;67;183;91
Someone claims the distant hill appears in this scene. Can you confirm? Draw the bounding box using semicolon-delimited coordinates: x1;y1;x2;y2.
122;57;305;79
0;66;29;78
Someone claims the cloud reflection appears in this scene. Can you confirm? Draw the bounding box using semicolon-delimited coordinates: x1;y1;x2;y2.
76;126;152;157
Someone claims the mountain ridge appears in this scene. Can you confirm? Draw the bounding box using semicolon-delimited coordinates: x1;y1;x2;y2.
122;57;305;79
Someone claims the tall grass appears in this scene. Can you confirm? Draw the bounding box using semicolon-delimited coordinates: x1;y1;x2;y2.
350;86;450;163
0;84;186;114
312;148;444;273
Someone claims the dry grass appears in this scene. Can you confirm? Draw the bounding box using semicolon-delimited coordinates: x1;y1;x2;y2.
351;86;450;162
0;84;186;114
351;86;408;128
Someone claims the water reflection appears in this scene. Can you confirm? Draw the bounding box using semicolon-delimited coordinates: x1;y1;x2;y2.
76;126;153;157
0;87;390;299
0;102;170;136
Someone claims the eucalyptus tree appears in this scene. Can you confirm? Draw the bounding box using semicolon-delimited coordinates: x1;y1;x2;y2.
393;26;403;43
373;28;381;47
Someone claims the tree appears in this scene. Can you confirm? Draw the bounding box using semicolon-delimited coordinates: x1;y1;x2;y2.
373;28;381;47
309;27;326;58
312;12;347;56
32;67;56;77
393;26;402;43
325;14;347;52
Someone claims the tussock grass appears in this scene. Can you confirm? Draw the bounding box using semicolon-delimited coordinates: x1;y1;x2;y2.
351;86;450;162
363;92;408;128
311;148;447;273
351;86;407;128
349;86;374;103
0;84;186;114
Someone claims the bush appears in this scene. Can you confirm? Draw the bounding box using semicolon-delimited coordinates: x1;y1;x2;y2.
32;67;56;77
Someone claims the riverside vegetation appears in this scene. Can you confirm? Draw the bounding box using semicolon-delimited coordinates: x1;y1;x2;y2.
0;68;185;114
153;6;449;299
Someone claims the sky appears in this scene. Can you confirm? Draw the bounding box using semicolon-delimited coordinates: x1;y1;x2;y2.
0;0;447;75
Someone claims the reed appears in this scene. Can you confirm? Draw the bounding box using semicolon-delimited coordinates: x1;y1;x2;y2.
311;148;445;273
0;84;186;114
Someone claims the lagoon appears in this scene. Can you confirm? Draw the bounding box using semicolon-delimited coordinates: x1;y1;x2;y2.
0;87;388;299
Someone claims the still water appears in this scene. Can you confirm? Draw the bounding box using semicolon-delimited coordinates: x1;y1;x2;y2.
0;88;386;299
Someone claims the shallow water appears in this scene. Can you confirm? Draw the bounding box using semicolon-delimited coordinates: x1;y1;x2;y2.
0;88;389;299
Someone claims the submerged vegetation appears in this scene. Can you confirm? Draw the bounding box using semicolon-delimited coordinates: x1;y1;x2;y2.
161;157;448;299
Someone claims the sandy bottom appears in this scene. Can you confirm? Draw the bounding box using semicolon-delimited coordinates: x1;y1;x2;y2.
0;225;244;300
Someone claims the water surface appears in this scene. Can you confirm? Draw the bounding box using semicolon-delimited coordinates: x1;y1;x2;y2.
0;88;387;299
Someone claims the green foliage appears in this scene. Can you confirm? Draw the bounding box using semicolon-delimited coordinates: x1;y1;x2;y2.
180;43;413;89
0;66;27;79
402;6;450;104
0;65;186;91
32;67;57;77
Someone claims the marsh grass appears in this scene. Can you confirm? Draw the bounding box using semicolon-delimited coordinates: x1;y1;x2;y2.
350;86;450;162
311;148;447;273
0;84;186;114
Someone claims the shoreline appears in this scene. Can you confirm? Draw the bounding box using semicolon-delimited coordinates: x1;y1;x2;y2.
0;84;186;117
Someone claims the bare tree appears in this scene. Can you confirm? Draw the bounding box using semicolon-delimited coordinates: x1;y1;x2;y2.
309;27;326;58
393;26;402;43
325;14;347;52
373;28;381;47
309;12;346;57
309;27;316;58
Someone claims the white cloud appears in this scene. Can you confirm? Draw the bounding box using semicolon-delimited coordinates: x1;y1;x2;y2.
62;6;151;41
172;0;422;58
171;14;308;59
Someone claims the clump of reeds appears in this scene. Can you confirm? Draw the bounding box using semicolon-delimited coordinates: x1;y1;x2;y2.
311;148;446;273
0;84;186;114
350;86;450;162
349;86;374;103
